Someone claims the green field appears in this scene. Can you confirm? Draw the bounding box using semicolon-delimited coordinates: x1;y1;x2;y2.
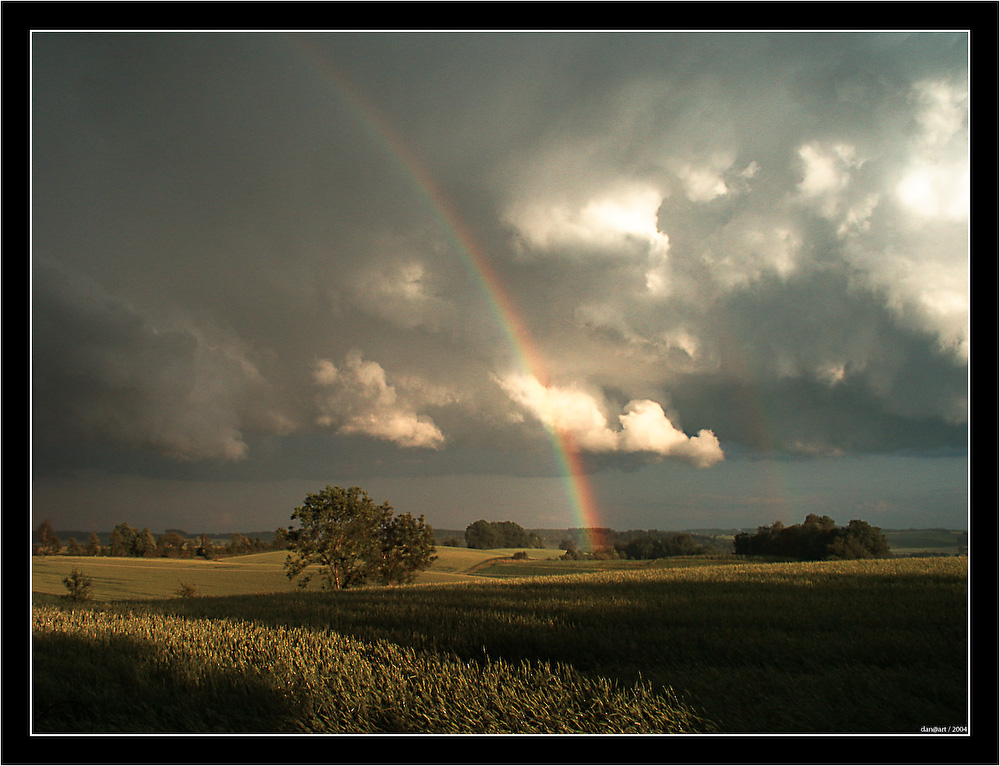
30;546;559;600
883;529;968;556
31;551;968;734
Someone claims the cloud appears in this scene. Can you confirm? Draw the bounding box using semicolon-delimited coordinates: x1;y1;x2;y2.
498;372;724;468
31;261;279;462
506;181;669;254
31;31;968;484
795;142;861;214
497;372;620;452
617;400;726;468
313;350;446;449
27;31;972;537
344;233;462;334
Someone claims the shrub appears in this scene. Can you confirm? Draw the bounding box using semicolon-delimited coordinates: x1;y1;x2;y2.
176;582;198;598
62;569;94;602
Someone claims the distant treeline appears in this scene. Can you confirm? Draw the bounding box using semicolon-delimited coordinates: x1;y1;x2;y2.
32;528;279;548
36;517;962;561
433;524;735;553
560;530;728;561
32;520;287;560
443;520;730;561
462;520;546;550
442;517;895;562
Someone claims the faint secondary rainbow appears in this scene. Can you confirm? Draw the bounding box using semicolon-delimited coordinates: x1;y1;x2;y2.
289;37;605;544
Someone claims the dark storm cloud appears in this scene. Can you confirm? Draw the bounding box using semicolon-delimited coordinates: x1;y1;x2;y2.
31;31;969;531
476;31;968;464
31;259;279;461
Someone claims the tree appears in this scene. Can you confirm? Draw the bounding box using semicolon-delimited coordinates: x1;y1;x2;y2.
271;527;289;550
614;530;708;560
228;533;252;555
284;485;390;590
464;519;542;549
733;531;752;556
828;519;890;560
560;538;581;558
561;544;585;561
109;522;136;557
465;519;502;549
157;531;188;558
372;512;437;586
197;534;216;560
733;516;890;560
133;528;157;558
86;531;102;556
798;514;838;560
37;519;61;556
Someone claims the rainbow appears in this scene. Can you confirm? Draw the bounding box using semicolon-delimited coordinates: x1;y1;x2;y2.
288;37;605;545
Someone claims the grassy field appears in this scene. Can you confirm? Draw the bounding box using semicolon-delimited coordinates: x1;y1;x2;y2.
30;550;968;734
884;529;968;556
29;546;732;599
30;546;558;600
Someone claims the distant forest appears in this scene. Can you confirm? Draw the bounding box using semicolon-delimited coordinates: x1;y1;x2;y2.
438;518;966;561
33;519;967;561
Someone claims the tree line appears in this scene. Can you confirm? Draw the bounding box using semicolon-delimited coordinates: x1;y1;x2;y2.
33;519;285;560
733;515;890;560
34;500;892;582
614;532;713;560
463;520;545;550
457;517;889;562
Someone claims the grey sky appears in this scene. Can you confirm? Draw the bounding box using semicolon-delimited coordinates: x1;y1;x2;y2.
31;31;969;534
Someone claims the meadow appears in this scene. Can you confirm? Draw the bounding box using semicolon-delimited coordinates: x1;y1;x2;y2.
31;550;968;734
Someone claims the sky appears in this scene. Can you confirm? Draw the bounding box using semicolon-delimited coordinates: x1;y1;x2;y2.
30;30;971;537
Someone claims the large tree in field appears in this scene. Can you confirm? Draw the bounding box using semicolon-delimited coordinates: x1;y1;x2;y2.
373;512;437;586
284;485;436;590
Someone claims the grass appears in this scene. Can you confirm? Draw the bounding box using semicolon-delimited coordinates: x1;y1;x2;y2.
32;606;708;734
468;555;732;578
31;552;302;601
31;554;968;734
30;546;574;600
884;529;968;557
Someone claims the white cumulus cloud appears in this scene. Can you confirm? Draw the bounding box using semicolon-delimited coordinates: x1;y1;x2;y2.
617;399;725;468
313;350;446;449
505;182;669;256
499;372;724;468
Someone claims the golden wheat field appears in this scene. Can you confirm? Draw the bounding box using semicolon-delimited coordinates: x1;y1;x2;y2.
31;552;968;735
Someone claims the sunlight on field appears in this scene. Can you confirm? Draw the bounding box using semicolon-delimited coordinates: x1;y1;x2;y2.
31;556;967;734
30;547;572;601
31;554;300;601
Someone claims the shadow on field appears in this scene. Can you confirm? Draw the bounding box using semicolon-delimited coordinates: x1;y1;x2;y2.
137;564;968;733
33;631;297;733
148;579;685;673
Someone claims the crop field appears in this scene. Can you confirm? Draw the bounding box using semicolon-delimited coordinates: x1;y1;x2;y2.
883;529;968;557
30;546;558;599
31;552;968;735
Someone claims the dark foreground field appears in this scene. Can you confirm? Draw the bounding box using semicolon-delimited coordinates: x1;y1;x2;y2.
32;557;967;734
